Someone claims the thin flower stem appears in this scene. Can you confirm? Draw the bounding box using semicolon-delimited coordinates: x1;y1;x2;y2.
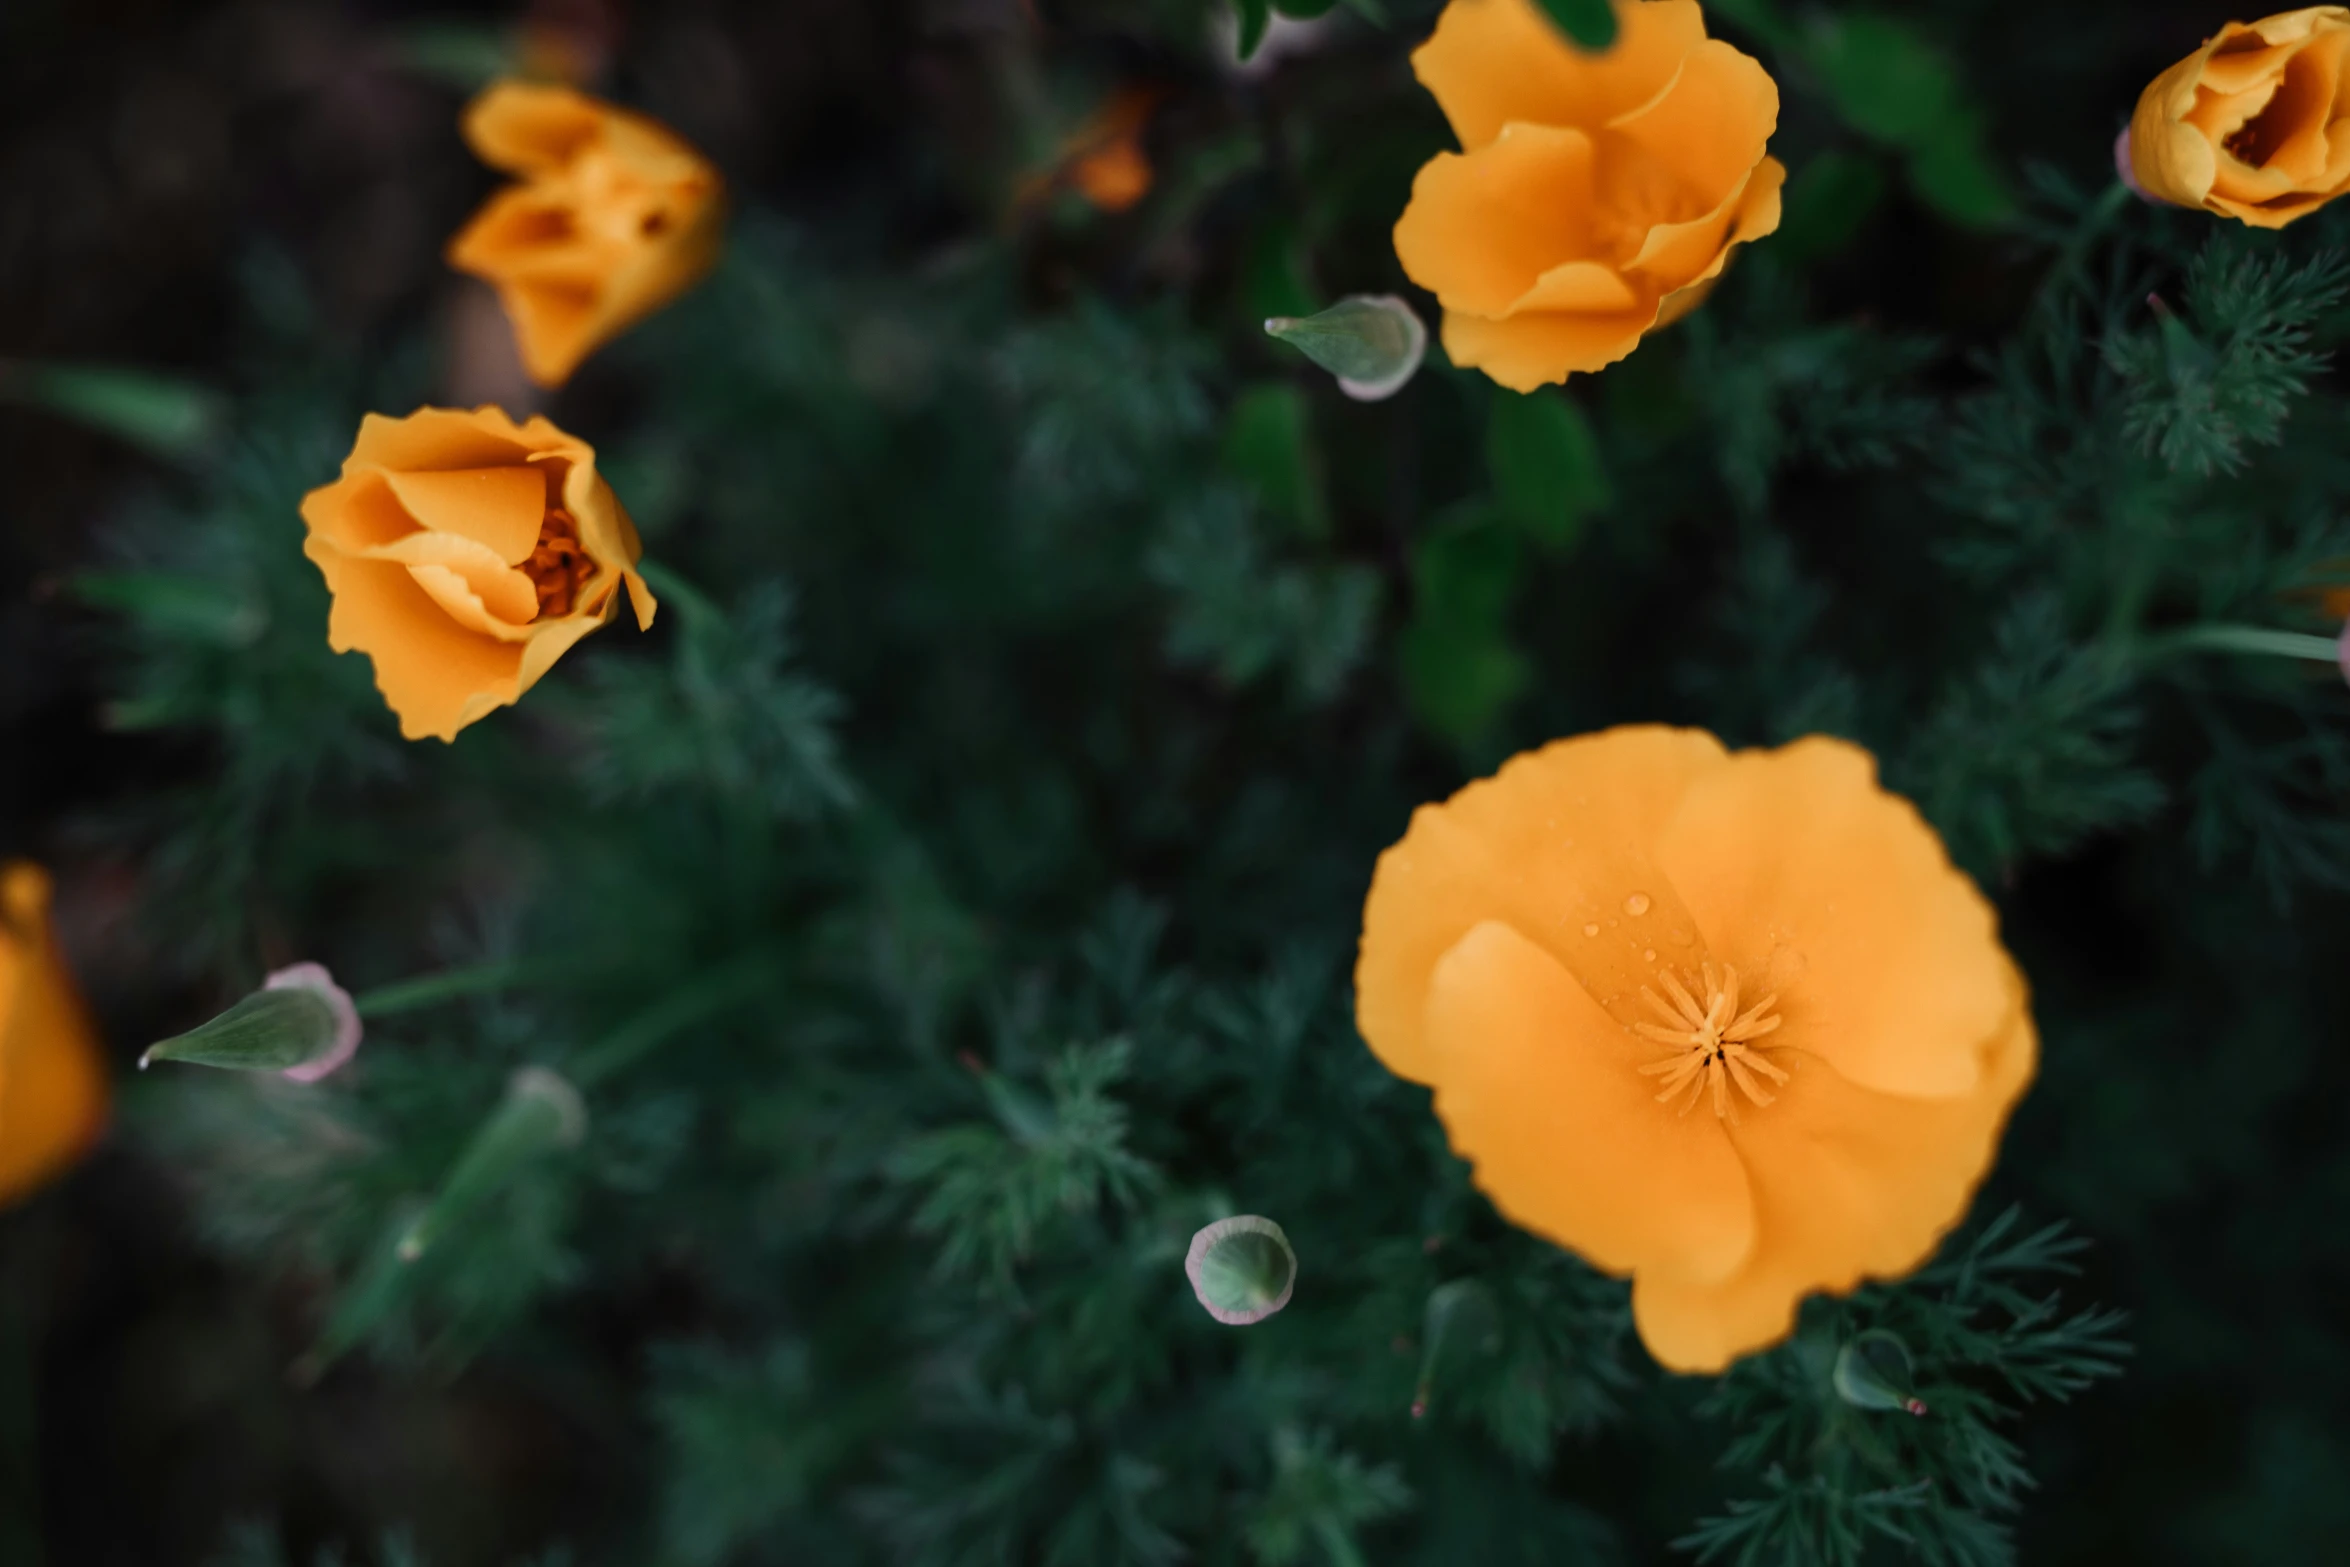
567;955;775;1089
2150;624;2344;665
353;959;564;1019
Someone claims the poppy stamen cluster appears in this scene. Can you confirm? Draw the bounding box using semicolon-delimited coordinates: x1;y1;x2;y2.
1634;962;1787;1116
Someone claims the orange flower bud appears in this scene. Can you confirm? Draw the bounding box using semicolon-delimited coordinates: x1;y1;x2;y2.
299;406;658;742
447;81;724;387
1355;727;2033;1372
1392;0;1785;391
2127;8;2350;229
0;864;109;1206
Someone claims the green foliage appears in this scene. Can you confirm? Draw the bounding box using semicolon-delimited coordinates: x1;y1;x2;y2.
2108;235;2350;477
1684;1212;2128;1567
46;1;2350;1561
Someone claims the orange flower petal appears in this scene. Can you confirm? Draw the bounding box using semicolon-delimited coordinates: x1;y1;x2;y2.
1394;124;1604;317
448;81;723;388
300;471;425;554
1653;738;2007;1101
379;466;551;565
306;540;527;742
2130;9;2350;227
348;406;546;473
1602;40;1778;224
1631;1001;2036;1372
1356;726;1728;1085
1438;305;1660;391
461;80;606;175
1426;921;1757;1285
1412;0;1707;152
0;864;109;1206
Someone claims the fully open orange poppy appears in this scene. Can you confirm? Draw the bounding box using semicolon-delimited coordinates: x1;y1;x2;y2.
1356;727;2035;1371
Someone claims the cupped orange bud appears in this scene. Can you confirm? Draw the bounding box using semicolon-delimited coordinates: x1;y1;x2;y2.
447;81;724;387
0;863;109;1206
2128;8;2350;229
1392;0;1785;392
1355;727;2034;1372
299;406;657;742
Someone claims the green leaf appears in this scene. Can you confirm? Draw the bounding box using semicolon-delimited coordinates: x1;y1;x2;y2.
1530;0;1618;51
1223;383;1329;540
1400;510;1530;750
1235;0;1272;57
0;360;222;462
1908;120;2017;229
75;570;266;647
1486;390;1609;551
1271;0;1338;14
141;988;342;1074
1775;151;1889;265
1809;14;1960;148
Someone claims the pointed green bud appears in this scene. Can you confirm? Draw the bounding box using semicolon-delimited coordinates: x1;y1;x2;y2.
1264;295;1428;402
397;1067;586;1262
141;963;361;1080
1186;1215;1297;1325
1833;1328;1929;1416
1411;1277;1500;1417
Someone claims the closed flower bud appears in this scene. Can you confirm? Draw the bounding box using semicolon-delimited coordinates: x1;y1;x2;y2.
1264;296;1430;402
1833;1328;1929;1416
141;962;361;1080
399;1066;587;1261
1186;1215;1298;1325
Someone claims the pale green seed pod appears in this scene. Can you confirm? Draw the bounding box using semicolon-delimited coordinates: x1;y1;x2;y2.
1833;1328;1929;1416
1264;295;1428;402
141;962;361;1081
1186;1215;1297;1325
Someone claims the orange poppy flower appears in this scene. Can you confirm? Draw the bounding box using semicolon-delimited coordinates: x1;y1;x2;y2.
2127;8;2350;229
0;863;109;1205
1392;0;1785;391
447;81;724;387
300;405;657;742
1355;727;2035;1372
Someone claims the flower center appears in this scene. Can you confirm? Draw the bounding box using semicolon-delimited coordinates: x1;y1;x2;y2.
522;508;594;620
1633;962;1787;1118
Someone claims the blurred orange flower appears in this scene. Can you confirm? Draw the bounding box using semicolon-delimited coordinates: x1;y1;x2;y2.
447;81;723;387
300;406;657;742
0;864;108;1206
1392;0;1784;391
2128;8;2350;229
1355;727;2034;1372
1015;88;1160;215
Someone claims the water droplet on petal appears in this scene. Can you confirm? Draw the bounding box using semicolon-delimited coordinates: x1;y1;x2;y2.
1624;893;1652;916
1583;923;1600;937
1644;949;1656;962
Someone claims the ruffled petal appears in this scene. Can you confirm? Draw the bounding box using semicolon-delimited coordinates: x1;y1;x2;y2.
1439;304;1660;391
379;466;551;565
462;80;605;174
1631;996;2035;1372
1356;725;1728;1084
1427;921;1758;1285
1653;738;2009;1100
304;538;525;742
1412;0;1707;151
1394;125;1603;317
1602;40;1778;226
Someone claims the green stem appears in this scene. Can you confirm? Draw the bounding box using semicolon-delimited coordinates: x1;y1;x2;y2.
353;958;562;1019
568;955;775;1088
636;559;724;627
2150;624;2343;664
